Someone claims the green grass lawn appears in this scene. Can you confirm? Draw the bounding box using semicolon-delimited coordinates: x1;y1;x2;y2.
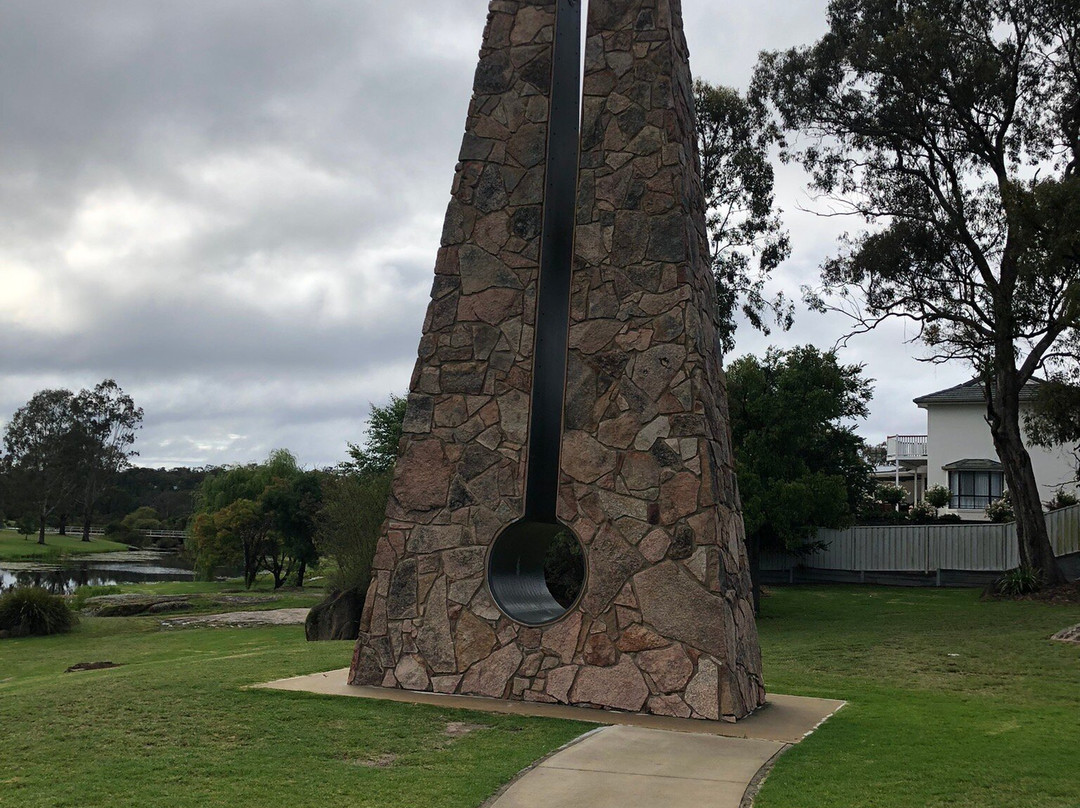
0;585;1076;807
0;530;131;560
755;587;1080;808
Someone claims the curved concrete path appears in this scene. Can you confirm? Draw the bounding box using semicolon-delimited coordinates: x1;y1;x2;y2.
258;669;844;807
486;725;785;808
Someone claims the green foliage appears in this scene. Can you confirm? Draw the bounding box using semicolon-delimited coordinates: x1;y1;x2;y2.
345;395;407;477
188;450;322;588
1045;489;1079;511
0;587;78;637
727;346;874;554
875;483;907;506
315;472;392;592
995;566;1043;597
924;485;952;509
694;79;792;353
756;0;1080;584
122;506;161;532
1027;376;1080;481
260;469;322;587
2;388;83;542
544;531;585;608
70;584;124;611
1;381;142;545
985;493;1015;524
906;502;937;524
16;514;37;540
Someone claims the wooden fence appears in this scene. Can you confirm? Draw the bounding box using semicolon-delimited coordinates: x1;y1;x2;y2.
762;503;1080;575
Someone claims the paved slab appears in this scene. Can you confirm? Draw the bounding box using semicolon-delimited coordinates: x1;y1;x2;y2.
487;726;784;808
256;669;844;807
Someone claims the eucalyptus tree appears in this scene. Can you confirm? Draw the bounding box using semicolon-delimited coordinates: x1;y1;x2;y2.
756;0;1080;585
72;380;143;541
694;80;792;354
2;389;82;544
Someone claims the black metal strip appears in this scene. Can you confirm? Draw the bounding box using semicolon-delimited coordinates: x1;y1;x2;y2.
522;0;582;523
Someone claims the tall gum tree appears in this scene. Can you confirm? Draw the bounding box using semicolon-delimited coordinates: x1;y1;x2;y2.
694;80;793;354
756;0;1080;586
72;380;143;542
2;389;81;544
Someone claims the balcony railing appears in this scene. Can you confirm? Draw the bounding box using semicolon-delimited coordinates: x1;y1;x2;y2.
886;435;928;462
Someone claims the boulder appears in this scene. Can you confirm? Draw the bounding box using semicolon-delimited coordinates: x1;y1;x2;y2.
305;589;366;641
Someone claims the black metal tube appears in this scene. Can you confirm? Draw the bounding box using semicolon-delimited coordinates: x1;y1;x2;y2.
523;0;582;524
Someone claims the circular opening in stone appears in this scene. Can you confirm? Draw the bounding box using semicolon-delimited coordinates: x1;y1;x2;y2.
487;522;586;626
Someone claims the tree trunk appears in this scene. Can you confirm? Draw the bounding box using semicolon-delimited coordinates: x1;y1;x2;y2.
57;513;67;536
81;509;93;542
748;530;761;615
296;559;307;589
243;544;256;589
38;511;46;545
987;388;1067;587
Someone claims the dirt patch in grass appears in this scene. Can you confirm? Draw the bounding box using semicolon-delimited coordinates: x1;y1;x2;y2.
65;661;124;673
984;581;1080;605
444;722;487;739
352;753;398;768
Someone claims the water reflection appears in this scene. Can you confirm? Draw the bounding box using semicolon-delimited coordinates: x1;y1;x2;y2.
0;554;195;595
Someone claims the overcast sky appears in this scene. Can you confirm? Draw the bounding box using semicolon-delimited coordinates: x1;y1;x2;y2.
0;0;970;469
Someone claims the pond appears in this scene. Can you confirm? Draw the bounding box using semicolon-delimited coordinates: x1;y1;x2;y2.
0;551;196;595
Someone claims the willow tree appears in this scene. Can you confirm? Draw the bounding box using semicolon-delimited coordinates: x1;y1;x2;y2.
756;0;1080;585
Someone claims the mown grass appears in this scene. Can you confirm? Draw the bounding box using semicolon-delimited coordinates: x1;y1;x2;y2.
0;530;131;560
755;586;1080;808
0;614;590;808
1;584;1076;808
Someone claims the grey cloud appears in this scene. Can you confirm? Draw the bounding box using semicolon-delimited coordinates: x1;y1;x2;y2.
0;0;968;467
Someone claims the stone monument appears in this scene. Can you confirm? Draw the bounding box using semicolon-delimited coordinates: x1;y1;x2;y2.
349;0;765;721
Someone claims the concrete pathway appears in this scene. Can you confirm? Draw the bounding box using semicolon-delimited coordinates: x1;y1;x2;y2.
258;669;844;807
487;725;785;808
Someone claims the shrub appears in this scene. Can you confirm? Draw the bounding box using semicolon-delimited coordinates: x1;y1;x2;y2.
71;584;124;611
0;587;79;637
876;483;907;506
315;472;392;593
937;513;963;524
995;565;1042;596
1045;489;1079;511
16;514;37;541
985;492;1014;523
924;485;951;509
907;503;936;524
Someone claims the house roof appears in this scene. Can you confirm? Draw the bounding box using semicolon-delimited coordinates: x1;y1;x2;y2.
913;378;1045;406
941;458;1004;471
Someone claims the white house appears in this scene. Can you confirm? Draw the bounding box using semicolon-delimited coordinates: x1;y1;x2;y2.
884;379;1079;520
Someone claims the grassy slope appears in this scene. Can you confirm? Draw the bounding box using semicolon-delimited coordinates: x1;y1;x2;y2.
0;530;131;560
0;617;590;808
755;587;1080;808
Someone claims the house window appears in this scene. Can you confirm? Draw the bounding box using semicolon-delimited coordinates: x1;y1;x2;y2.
949;470;1004;510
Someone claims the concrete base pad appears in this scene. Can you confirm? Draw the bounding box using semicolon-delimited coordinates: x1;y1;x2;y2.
256;670;843;807
256;668;842;744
